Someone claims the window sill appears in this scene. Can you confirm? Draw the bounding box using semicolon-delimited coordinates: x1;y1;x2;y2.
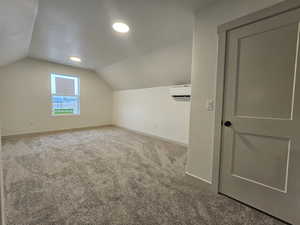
51;114;81;117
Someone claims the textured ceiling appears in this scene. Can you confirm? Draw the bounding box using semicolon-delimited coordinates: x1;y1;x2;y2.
1;0;215;90
99;40;193;90
0;0;38;67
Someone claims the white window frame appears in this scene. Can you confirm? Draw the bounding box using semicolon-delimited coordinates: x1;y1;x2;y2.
50;73;80;116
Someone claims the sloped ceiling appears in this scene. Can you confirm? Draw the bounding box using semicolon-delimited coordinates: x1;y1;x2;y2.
0;0;215;90
99;40;193;90
0;0;38;67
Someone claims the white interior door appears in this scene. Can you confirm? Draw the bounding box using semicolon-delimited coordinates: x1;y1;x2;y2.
220;7;300;225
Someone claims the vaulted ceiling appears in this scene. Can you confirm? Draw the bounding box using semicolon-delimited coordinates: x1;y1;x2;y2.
0;0;38;67
0;0;215;90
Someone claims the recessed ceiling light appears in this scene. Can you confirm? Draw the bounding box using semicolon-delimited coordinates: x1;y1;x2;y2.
70;56;81;62
112;22;130;33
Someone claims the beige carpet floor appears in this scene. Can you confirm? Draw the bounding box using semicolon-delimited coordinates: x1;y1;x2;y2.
1;126;286;225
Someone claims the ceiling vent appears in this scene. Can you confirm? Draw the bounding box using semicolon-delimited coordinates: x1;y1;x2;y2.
169;84;191;101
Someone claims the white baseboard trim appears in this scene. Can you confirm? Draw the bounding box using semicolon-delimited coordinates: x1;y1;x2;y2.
2;124;113;139
114;125;188;148
185;172;212;185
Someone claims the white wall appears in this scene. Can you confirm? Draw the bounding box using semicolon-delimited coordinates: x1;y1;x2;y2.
0;58;113;136
187;0;284;183
113;86;191;145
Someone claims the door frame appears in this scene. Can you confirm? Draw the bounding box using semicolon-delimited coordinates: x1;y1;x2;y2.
212;0;300;193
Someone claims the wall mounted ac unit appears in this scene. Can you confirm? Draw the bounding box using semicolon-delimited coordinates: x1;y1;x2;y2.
169;85;191;101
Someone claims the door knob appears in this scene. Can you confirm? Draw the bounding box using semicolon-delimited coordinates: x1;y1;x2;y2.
224;121;232;127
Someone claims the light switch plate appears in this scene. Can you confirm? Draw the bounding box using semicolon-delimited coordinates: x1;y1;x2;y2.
206;99;214;111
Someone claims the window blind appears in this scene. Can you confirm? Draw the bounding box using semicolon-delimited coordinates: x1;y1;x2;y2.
51;74;79;96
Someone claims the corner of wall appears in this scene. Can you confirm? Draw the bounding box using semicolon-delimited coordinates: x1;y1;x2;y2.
0;125;6;225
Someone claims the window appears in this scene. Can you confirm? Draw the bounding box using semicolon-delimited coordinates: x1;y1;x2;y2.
51;74;80;115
